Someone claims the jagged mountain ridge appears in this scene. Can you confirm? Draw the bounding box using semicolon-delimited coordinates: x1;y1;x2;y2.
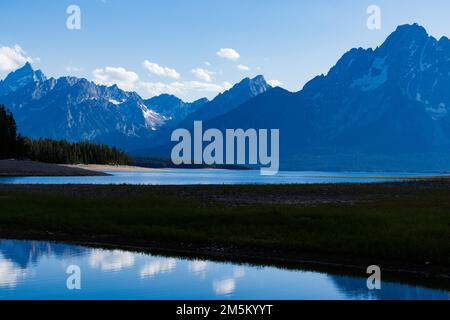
136;75;273;154
0;64;272;152
0;63;168;150
146;24;450;171
144;94;209;127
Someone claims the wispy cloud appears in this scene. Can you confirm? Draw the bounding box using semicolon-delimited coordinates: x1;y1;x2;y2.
216;48;240;60
66;66;83;73
192;68;214;82
237;64;249;71
0;45;35;77
140;80;231;100
92;66;139;91
143;60;180;79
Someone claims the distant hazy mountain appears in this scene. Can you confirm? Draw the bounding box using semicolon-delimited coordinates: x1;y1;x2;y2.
146;24;450;171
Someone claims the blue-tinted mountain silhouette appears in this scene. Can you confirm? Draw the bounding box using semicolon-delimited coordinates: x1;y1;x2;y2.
0;63;171;151
136;75;273;154
0;65;270;152
3;24;450;170
147;24;450;171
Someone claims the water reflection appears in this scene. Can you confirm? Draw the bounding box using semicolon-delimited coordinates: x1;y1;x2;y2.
140;258;177;278
89;250;135;272
0;260;27;288
213;267;246;296
330;275;448;300
0;240;87;269
1;169;445;185
0;239;448;300
188;260;208;275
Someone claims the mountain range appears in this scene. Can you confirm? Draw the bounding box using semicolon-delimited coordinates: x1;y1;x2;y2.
0;64;271;151
145;23;450;171
3;23;450;171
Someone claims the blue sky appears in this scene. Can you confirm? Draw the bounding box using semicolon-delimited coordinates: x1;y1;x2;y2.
2;0;450;101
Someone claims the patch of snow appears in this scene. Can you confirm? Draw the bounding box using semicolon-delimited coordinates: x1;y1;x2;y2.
109;99;123;105
139;103;166;130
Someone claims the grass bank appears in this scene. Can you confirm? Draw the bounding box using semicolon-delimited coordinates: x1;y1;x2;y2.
0;182;449;279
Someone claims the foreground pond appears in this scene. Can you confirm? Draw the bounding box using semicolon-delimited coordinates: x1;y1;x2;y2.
0;240;448;300
0;169;448;185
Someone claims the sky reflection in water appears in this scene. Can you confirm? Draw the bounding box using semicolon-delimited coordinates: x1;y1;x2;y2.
0;240;448;300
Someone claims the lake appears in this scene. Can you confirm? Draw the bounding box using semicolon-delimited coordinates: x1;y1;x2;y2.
0;239;448;300
0;169;448;185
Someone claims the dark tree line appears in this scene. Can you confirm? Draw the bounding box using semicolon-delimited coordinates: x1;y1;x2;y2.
0;104;131;165
0;105;22;158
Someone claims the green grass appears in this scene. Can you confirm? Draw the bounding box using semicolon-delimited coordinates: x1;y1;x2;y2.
0;184;449;266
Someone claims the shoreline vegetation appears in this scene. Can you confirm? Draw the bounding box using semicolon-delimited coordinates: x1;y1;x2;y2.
1;104;131;166
1;104;249;175
0;182;449;284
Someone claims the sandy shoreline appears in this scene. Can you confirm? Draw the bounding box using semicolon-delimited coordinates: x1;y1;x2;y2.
0;160;109;177
66;164;166;172
0;160;166;177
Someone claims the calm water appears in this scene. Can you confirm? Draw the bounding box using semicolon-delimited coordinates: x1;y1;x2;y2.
0;169;447;185
0;239;448;300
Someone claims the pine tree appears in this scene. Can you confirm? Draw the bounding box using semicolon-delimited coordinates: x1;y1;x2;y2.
1;104;131;164
0;104;20;159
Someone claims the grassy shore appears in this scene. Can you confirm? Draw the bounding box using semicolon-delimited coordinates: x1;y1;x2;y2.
0;182;449;279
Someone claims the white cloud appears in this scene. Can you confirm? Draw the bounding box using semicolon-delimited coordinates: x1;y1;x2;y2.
182;80;232;93
0;45;34;77
140;81;184;97
90;64;231;101
237;64;250;71
216;48;240;60
192;68;214;82
92;66;139;91
267;79;283;87
140;80;231;100
143;60;180;79
204;61;211;66
66;66;83;73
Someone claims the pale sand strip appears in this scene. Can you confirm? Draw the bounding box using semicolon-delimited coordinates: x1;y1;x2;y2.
65;164;167;172
0;160;108;177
